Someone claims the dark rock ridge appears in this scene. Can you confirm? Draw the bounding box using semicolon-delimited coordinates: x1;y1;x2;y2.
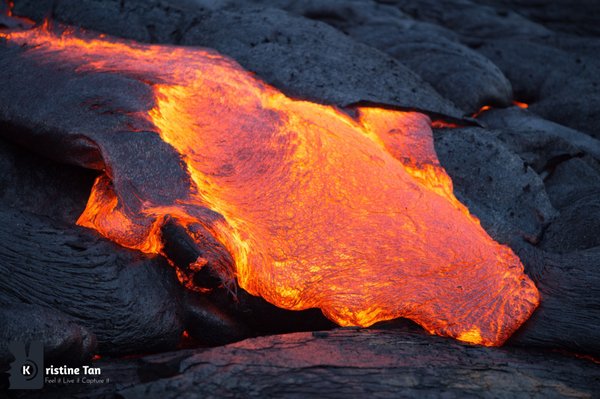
10;329;600;399
240;0;514;113
12;0;465;119
0;206;185;356
0;304;96;372
433;127;556;245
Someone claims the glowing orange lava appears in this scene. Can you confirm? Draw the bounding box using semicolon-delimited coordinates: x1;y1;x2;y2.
431;120;460;129
472;105;492;118
513;101;529;109
0;25;539;346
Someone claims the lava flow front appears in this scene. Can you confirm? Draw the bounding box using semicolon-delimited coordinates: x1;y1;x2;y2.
1;24;539;346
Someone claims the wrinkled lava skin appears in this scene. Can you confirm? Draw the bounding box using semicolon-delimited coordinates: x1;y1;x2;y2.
0;25;539;346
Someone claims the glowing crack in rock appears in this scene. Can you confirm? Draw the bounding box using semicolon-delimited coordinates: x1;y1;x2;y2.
0;25;539;346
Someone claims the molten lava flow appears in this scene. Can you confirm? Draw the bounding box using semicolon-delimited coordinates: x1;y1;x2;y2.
1;25;540;346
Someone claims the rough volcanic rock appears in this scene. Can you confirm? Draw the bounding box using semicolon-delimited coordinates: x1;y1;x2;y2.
511;244;600;356
479;107;600;164
199;289;335;337
542;35;600;68
476;40;570;100
387;0;553;40
478;107;600;254
0;304;96;370
179;6;462;117
544;156;600;208
0;110;196;358
537;156;600;253
540;188;600;253
433;127;556;244
370;0;600;137
119;329;600;398
0;207;185;355
243;0;513;113
13;0;200;43
0;40;198;231
12;0;464;119
477;39;600;137
9;329;600;399
183;289;335;347
183;291;252;347
477;0;600;36
0;138;95;224
344;22;512;113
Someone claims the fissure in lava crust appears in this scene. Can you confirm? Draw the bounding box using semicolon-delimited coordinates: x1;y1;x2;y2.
0;24;539;346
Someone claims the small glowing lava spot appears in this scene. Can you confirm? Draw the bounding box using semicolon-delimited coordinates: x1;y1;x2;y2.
513;101;529;109
431;120;459;129
472;105;492;118
457;327;483;345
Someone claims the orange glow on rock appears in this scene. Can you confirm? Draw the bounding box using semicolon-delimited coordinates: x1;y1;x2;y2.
0;25;540;346
513;101;529;109
472;105;492;118
431;120;460;129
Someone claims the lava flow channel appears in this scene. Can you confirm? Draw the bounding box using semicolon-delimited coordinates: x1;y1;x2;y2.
0;25;539;346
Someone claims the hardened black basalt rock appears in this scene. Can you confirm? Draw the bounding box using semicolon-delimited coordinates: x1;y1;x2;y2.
11;0;466;120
